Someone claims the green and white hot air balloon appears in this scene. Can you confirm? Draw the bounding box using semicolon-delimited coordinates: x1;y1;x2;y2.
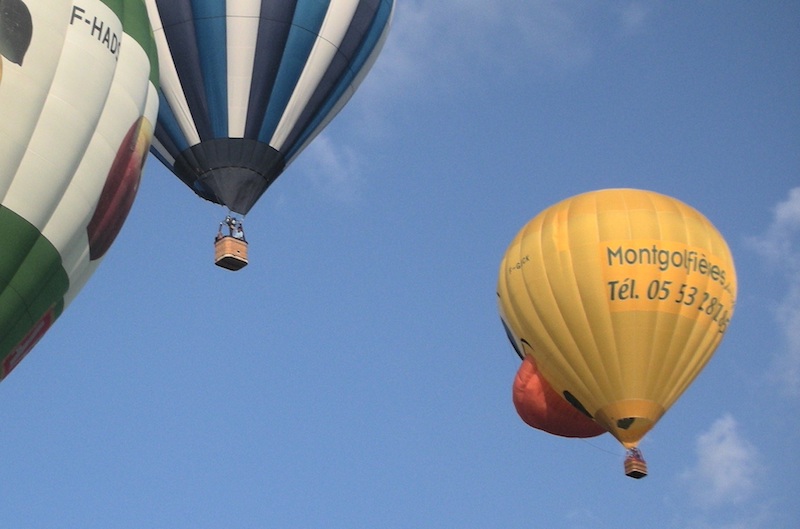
0;0;158;378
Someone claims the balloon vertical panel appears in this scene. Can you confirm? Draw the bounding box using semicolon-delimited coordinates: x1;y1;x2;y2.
0;0;158;379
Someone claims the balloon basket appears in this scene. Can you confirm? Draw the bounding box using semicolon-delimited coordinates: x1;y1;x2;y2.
624;453;648;479
215;236;248;271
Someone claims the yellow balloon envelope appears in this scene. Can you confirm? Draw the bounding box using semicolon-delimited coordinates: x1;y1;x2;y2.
497;189;736;449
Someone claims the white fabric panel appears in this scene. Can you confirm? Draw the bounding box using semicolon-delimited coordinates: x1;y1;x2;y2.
270;0;360;150
0;3;69;202
47;37;154;284
144;0;201;146
4;0;118;231
226;0;261;137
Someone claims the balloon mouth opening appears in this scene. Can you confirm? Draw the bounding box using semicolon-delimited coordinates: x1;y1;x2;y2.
594;400;665;447
173;139;284;215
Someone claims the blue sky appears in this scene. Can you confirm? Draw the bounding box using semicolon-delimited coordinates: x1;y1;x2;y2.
1;2;798;528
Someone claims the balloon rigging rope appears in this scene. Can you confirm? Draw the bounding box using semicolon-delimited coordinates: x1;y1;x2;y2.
578;438;624;458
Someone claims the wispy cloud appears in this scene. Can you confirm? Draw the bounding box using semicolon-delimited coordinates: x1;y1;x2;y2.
565;507;601;529
680;414;763;507
381;1;594;82
748;187;800;396
295;135;364;204
619;2;653;34
674;506;776;529
314;1;660;201
368;1;659;97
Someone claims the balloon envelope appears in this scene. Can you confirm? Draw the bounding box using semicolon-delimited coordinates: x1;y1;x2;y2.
146;0;394;215
0;0;158;377
514;355;606;438
497;189;737;448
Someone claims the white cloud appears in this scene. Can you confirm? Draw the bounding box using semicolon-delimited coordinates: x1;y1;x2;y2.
352;0;661;136
680;414;763;508
371;1;659;95
619;2;653;34
359;1;666;112
751;188;800;262
565;507;601;529
310;1;661;202
749;187;800;396
296;135;364;204
404;1;593;68
675;507;775;529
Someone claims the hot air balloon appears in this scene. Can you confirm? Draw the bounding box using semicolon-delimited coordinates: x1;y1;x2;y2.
145;0;394;270
0;0;158;378
497;189;737;478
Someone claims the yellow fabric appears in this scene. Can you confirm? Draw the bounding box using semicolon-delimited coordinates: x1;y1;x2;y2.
497;189;736;447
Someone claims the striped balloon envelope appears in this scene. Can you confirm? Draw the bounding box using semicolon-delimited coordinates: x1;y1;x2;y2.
146;0;395;215
0;0;158;377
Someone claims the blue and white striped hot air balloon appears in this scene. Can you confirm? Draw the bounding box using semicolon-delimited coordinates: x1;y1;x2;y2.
145;0;394;215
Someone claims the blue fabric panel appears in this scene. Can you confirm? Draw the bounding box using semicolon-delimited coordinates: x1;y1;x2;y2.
156;0;213;140
191;0;228;137
292;0;332;32
350;0;394;81
154;91;190;155
257;0;331;145
243;0;298;139
258;0;299;23
285;0;392;160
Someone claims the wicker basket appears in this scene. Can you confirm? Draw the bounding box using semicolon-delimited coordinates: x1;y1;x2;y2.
624;457;648;479
215;236;248;271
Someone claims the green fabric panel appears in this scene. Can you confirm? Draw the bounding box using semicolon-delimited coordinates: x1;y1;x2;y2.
98;0;127;23
0;207;68;362
100;0;159;86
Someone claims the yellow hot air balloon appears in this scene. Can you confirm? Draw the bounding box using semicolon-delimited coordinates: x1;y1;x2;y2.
497;189;737;478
